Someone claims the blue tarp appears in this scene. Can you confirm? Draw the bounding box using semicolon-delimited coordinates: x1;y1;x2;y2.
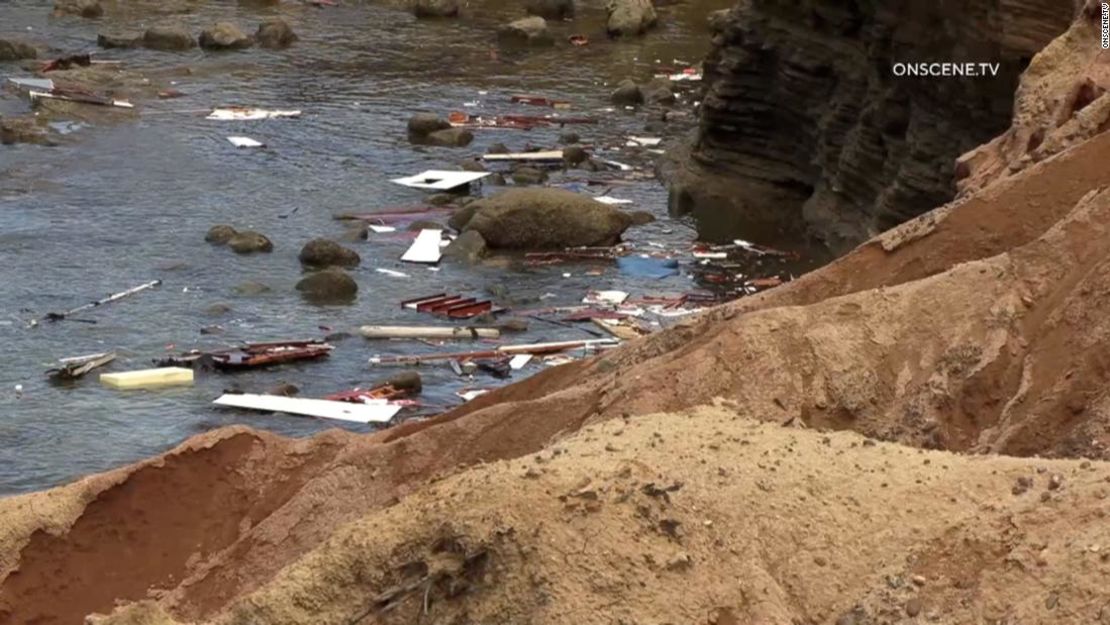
617;256;679;279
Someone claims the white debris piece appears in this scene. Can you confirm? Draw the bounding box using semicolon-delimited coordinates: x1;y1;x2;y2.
375;268;409;278
401;229;443;264
509;354;533;370
583;290;629;305
227;136;264;148
368;225;397;233
626;136;662;147
206;107;302;121
390;170;490;191
213;393;400;424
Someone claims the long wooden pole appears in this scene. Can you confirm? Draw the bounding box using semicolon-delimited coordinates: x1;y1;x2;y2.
359;325;501;340
33;280;162;326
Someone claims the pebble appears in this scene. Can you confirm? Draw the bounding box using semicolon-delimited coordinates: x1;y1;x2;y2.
911;574;927;587
905;597;923;617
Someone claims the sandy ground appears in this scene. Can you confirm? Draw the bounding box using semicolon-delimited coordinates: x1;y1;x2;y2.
4;5;1110;625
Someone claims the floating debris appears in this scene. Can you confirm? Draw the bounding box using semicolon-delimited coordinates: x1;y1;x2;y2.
206;107;302;121
400;229;444;264
401;293;505;319
156;340;333;371
359;325;501;340
214;393;399;424
510;94;571;109
32;280;161;327
46;351;116;380
390;170;490;191
101;367;193;390
227;136;265;148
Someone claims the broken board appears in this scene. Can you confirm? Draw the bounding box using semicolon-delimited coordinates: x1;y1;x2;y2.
101;367;193;390
390;170;490;191
206;108;301;121
401;229;443;264
213;393;400;424
482;150;564;162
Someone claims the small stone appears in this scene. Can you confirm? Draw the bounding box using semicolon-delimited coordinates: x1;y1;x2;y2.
1048;474;1064;490
911;575;927;587
205;224;238;245
905;598;923;617
255;18;298;48
813;556;827;567
227;230;273;254
1012;476;1034;495
199;22;253;50
53;0;103;18
664;552;691;571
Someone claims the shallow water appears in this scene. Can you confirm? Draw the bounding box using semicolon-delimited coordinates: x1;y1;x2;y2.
0;0;814;494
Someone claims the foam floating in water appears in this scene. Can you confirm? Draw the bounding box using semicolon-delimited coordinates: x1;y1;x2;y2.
100;367;193;390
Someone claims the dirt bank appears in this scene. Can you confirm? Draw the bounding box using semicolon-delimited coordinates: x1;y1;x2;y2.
4;4;1110;625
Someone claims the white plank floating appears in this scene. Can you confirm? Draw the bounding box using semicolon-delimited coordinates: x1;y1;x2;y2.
213;393;401;424
482;150;564;162
227;136;264;148
401;229;443;264
593;196;632;205
207;108;302;121
390;170;490;191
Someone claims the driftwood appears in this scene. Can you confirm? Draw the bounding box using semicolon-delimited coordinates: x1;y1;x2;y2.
31;280;161;327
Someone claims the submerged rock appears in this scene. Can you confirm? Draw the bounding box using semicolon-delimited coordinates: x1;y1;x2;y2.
413;0;458;18
97;31;142;49
407;113;451;136
0;39;37;61
53;0;103;18
563;145;589;166
227;231;273;254
419;128;474;147
296;268;357;304
525;0;574;20
463;188;633;249
233;281;271;296
606;0;657;36
205;224;238;244
199;22;253;50
640;78;675;105
299;238;361;268
497;17;554;46
256;18;298;48
143;25;197;51
511;166;548;185
441;230;488;264
610;79;644;105
0;116;51;146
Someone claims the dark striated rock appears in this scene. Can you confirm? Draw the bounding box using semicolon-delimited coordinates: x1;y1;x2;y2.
256;19;297;48
53;0;103;18
442;230;488;264
143;25;197;51
497;17;554;46
673;0;1072;252
296;268;357;304
298;238;360;269
199;22;253;50
0;39;38;61
463;188;633;249
525;0;574;20
205;224;238;244
227;231;273;254
413;0;458;18
605;0;656;36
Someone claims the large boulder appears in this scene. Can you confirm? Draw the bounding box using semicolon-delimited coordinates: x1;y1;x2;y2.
610;79;644;105
497;17;554;46
53;0;103;18
441;230;487;264
143;25;197;51
606;0;657;36
413;0;458;18
416;128;474;147
0;39;37;61
407;113;451;135
463;188;633;249
227;231;273;254
199;22;253;50
256;19;298;48
296;268;357;304
299;238;361;268
525;0;574;20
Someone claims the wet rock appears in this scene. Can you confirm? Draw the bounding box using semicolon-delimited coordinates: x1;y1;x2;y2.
341;223;369;241
427;193;456;206
199;22;254;50
628;210;655;225
458;159;487;172
407;219;446;231
707;8;730;32
255;18;298;49
97;31;142;49
562;145;589;166
299;238;360;269
407;113;451;136
267;382;299;397
205;224;238;245
143;25;198;51
487;142;510;154
227;230;273;254
296;268;358;304
558;131;580;144
0;39;38;61
497;17;554;46
641;78;676;105
464;188;634;249
386;371;422;393
442;230;487;264
511;166;548;185
413;0;458;18
448;203;480;231
525;0;574;20
420;128;474;147
53;0;103;18
204;303;233;316
199;325;225;335
234;281;271;296
606;0;656;36
0;116;51;146
488;172;506;186
610;79;644;105
497;318;529;333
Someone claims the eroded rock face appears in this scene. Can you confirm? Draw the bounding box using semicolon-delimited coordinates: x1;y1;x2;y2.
672;0;1073;252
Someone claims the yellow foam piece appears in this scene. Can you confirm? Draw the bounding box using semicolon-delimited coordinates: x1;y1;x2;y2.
100;367;194;390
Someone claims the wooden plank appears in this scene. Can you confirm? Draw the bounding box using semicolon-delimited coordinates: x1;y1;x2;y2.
213;394;400;424
482;150;564;162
